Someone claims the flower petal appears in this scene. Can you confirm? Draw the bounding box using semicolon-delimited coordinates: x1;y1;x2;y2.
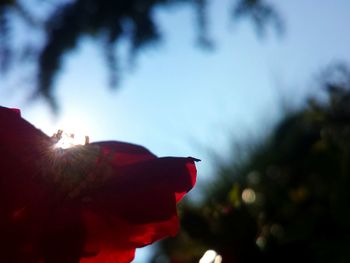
0;106;198;263
92;141;157;166
80;249;135;263
79;156;197;260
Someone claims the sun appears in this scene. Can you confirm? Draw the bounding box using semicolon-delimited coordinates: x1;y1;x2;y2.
40;118;91;149
53;129;89;149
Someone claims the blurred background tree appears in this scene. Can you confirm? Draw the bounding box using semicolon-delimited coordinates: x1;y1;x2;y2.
151;64;350;263
0;0;282;109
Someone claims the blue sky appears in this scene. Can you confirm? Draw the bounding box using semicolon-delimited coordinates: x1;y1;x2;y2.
1;0;350;261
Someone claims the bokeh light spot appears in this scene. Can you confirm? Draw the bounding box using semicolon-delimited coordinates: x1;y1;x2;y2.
256;236;266;249
199;250;222;263
242;188;256;204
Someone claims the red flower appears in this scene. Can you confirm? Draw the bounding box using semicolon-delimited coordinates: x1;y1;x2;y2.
0;106;198;263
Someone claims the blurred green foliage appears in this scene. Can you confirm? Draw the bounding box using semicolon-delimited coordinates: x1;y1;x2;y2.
151;64;350;263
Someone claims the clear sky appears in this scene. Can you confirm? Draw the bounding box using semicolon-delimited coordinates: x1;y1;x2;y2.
1;0;350;261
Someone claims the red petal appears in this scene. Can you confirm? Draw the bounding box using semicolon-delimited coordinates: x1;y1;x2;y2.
0;106;198;263
10;108;21;115
80;249;135;263
79;156;197;258
0;106;54;262
0;106;52;214
88;157;197;223
92;141;157;166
